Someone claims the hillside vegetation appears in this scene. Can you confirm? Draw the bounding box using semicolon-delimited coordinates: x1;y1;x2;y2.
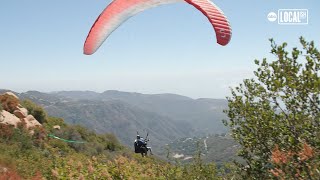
0;94;233;179
13;89;228;152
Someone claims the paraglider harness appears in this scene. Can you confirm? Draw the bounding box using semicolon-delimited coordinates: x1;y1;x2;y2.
134;131;152;156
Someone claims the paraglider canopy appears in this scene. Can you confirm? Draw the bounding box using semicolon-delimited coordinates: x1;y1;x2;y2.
84;0;232;55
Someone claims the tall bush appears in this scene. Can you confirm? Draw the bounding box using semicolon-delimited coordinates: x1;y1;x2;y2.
224;37;319;178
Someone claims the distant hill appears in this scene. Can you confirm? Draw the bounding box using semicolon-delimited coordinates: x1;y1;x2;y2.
40;99;191;151
1;90;229;153
159;134;240;165
53;90;229;134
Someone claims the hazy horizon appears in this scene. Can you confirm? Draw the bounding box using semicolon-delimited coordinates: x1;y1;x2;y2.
1;88;230;100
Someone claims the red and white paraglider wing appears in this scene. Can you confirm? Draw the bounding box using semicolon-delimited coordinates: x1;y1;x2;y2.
185;0;232;46
83;0;231;55
84;0;183;55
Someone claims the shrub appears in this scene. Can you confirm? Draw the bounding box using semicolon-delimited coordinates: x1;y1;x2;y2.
45;116;67;131
0;94;19;113
0;124;14;142
22;99;47;124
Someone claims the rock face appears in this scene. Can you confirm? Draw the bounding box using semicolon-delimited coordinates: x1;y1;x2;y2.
0;92;41;129
14;108;28;118
0;110;21;127
3;92;19;100
24;115;41;128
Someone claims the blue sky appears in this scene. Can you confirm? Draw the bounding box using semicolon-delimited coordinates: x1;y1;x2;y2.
0;0;319;98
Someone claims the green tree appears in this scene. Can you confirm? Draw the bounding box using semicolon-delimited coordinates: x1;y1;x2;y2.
224;37;319;179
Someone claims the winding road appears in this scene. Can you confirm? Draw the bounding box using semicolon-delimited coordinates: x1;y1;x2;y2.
204;139;208;152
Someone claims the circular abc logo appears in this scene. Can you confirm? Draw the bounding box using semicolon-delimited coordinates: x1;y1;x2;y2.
267;12;277;22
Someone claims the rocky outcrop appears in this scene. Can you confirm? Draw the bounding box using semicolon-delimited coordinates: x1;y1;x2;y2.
24;115;41;128
14;108;28;118
0;92;20;113
0;110;21;127
2;92;18;100
0;92;41;129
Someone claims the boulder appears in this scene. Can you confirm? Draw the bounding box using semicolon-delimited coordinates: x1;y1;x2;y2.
53;125;61;130
25;115;35;122
13;108;28;118
0;92;42;129
14;104;25;111
19;107;28;115
0;110;21;127
3;92;19;100
24;115;41;128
